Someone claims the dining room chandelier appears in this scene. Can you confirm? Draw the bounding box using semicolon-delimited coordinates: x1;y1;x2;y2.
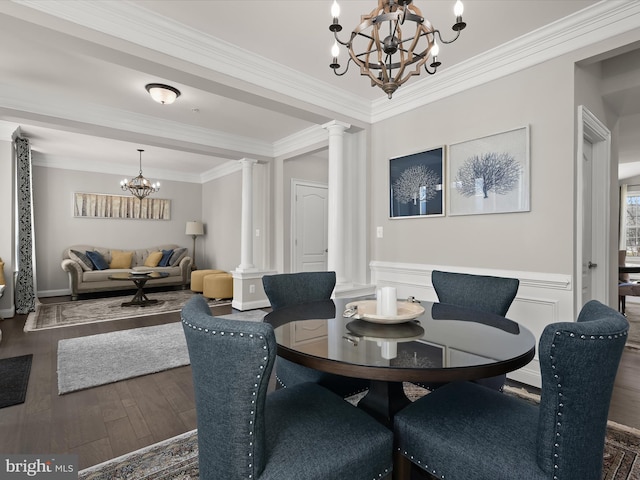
120;149;160;200
329;0;466;99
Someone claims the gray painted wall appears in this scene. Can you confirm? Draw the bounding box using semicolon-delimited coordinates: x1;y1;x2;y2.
202;170;242;273
370;56;576;274
32;165;202;294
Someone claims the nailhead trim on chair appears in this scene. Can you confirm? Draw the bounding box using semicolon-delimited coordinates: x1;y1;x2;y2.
182;317;269;480
549;328;627;479
396;448;445;479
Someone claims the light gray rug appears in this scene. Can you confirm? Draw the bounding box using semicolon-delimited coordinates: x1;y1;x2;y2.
25;290;231;332
57;309;267;394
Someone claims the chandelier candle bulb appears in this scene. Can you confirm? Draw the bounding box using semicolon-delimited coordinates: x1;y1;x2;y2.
454;0;464;17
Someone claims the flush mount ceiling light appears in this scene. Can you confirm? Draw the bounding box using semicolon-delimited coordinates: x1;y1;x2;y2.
145;83;181;104
329;0;466;99
120;149;160;200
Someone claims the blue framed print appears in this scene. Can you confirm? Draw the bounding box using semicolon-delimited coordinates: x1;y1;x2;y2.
390;146;445;218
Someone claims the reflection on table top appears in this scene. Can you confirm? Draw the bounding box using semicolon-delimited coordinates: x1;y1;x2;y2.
108;271;170;280
264;297;536;384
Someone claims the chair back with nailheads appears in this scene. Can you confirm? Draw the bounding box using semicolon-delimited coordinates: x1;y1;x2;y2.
536;300;628;478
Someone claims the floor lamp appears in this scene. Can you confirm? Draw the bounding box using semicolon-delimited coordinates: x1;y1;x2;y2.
185;221;204;270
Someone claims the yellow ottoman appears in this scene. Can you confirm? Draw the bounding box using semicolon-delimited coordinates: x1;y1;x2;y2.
190;269;226;293
203;272;233;300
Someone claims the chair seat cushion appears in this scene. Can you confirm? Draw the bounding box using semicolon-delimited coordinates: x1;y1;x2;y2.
394;382;546;480
262;382;392;480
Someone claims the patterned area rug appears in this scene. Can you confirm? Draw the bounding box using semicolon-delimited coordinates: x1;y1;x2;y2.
78;385;640;480
24;290;231;332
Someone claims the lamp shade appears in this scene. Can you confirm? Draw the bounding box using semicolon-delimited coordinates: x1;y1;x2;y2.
186;221;204;236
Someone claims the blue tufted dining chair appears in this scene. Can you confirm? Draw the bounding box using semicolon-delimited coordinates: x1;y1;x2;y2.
262;271;370;398
181;295;393;480
428;270;520;391
393;300;628;480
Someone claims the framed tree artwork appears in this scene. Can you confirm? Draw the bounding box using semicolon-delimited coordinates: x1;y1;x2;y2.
448;126;530;216
390;146;444;218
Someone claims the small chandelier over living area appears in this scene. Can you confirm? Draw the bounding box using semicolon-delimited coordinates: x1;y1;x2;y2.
120;149;160;200
329;0;466;99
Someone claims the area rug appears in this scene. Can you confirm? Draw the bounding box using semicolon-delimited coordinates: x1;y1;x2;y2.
25;290;231;332
57;310;267;394
77;416;640;480
0;354;33;408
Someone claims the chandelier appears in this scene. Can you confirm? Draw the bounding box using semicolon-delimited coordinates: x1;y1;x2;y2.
329;0;466;99
120;149;160;200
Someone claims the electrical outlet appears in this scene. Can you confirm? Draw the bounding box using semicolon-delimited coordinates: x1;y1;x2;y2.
249;284;256;294
377;226;383;238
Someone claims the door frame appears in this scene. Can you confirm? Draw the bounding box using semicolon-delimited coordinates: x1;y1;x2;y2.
576;105;611;312
290;179;328;273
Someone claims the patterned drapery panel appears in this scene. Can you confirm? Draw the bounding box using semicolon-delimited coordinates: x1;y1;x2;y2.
15;137;35;314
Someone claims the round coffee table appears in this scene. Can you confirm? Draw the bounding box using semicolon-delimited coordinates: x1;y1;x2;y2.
108;272;170;307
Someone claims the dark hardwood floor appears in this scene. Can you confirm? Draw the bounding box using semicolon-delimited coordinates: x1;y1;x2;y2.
1;295;638;472
0;296;240;469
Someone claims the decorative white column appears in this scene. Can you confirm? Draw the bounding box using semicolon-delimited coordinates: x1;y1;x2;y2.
322;120;350;285
237;158;257;272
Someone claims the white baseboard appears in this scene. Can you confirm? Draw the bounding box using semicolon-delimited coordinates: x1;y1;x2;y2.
232;298;271;311
370;261;575;388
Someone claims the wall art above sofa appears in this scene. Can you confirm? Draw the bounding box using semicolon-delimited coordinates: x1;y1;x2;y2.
73;192;171;220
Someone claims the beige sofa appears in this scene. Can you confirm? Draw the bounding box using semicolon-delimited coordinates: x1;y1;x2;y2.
61;244;192;300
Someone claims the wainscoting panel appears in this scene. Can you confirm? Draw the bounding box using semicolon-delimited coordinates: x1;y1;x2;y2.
370;261;575;388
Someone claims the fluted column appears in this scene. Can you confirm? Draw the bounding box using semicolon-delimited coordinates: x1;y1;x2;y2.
322;120;350;285
237;158;257;272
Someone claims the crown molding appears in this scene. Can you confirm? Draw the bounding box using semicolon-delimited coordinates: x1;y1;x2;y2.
371;0;640;122
273;124;328;159
13;0;372;124
200;160;242;184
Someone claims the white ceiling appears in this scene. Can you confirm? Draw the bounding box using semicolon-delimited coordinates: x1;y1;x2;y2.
1;0;638;183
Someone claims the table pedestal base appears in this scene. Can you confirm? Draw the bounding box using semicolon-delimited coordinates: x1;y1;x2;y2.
357;380;412;428
122;278;158;307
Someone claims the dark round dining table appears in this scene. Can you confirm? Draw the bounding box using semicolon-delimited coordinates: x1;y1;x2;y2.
264;297;536;425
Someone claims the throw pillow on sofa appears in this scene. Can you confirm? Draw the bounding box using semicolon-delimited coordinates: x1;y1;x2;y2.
144;251;163;267
70;249;94;271
159;249;173;267
169;247;187;266
85;250;109;270
110;250;133;269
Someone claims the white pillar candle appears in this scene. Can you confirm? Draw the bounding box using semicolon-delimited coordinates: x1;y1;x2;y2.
380;286;397;316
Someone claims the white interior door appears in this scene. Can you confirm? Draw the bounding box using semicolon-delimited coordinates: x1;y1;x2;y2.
293;182;328;272
581;138;594;305
576;105;611;312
